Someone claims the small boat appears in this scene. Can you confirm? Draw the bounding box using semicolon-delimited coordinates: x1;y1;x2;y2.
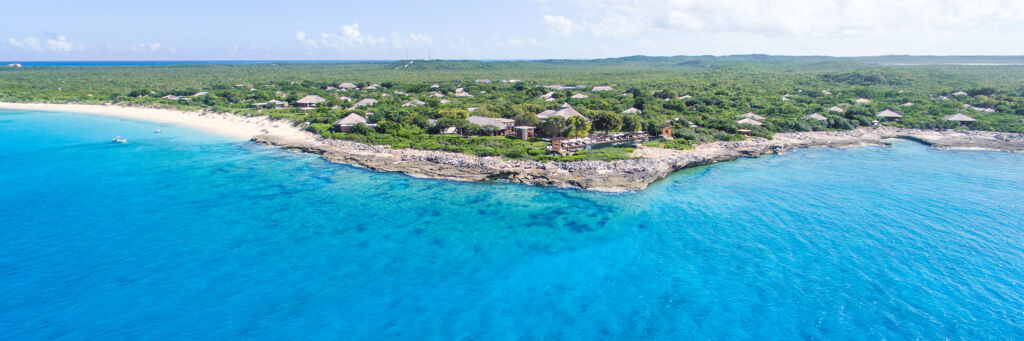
153;129;161;133
112;136;127;143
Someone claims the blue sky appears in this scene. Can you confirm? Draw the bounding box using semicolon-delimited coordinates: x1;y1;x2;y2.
3;0;1024;60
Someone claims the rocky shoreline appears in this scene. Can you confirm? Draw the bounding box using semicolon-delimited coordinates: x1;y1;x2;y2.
252;127;1024;192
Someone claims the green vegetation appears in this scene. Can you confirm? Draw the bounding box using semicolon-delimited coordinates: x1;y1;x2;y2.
2;56;1024;161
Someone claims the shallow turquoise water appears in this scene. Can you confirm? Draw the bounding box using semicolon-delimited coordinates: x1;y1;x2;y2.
2;109;1023;339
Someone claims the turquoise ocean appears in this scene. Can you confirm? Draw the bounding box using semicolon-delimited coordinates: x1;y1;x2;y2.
2;109;1023;339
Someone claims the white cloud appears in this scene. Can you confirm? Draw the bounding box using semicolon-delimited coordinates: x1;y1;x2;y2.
9;35;79;52
9;37;43;51
46;35;75;52
447;37;473;52
543;0;1024;39
493;37;539;48
390;32;434;49
106;42;164;52
297;24;431;51
543;15;577;36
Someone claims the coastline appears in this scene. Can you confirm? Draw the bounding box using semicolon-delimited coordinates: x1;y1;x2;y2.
4;102;1023;192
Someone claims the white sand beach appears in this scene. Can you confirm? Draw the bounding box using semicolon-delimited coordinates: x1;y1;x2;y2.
0;102;315;142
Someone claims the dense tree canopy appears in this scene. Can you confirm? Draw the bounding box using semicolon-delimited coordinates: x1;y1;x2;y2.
2;56;1024;161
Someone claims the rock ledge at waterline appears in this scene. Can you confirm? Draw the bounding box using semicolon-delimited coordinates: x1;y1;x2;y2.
253;127;1024;192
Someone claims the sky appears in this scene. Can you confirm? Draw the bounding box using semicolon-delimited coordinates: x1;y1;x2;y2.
3;0;1024;61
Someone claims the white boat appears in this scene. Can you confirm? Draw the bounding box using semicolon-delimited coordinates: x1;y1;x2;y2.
112;136;127;143
153;129;161;133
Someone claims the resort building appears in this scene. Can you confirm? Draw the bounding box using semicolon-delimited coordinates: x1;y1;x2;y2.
902;102;915;106
876;109;903;121
952;90;969;96
678;94;693;99
802;113;828;121
537;103;588;122
428;119;459;134
828;106;845;113
353;98;378;108
855;98;872;104
193;92;208;97
802;112;827;120
622;108;642;114
332;113;369;133
737;118;764;126
822;90;833;95
515;126;535;140
268;99;288;108
592;85;614;92
253;99;289;109
338;82;358;90
364;84;380;90
549;132;650;155
737;112;766;120
963;104;996;113
545;85;578;90
296;95;326;109
467;116;516;136
474;79;492;84
402;99;426;107
944;113;976;125
660;124;673;139
571;93;589;99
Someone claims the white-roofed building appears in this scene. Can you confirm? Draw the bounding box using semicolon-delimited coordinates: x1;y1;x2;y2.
802;113;827;121
296;95;326;109
537;103;588;122
736;118;763;126
467;116;515;135
353;98;378;108
332;113;368;132
737;112;766;120
876;109;902;120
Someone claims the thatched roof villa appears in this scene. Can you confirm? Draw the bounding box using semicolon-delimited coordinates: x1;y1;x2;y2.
537;103;587;121
736;118;763;126
876;109;902;120
802;113;827;121
296;95;326;109
332;113;369;132
737;112;766;120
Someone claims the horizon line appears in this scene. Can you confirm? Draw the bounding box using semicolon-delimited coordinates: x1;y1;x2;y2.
6;54;1024;63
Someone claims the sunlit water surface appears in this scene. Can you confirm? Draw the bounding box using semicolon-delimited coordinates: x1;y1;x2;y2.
2;110;1023;339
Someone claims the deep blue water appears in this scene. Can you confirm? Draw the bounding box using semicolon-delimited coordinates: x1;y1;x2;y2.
2;110;1023;340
